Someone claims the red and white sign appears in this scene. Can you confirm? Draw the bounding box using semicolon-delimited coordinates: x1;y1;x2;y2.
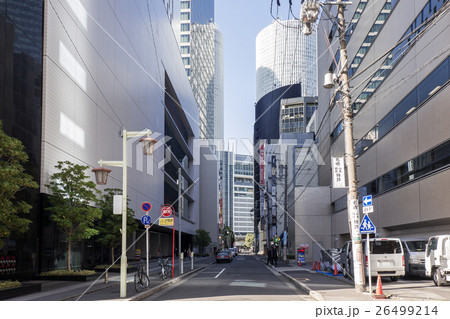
160;205;173;217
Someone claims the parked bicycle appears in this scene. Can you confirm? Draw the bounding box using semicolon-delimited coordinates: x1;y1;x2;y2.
134;262;150;292
159;258;172;280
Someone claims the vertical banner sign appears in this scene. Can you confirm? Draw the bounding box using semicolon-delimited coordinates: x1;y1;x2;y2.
349;199;361;240
331;157;346;188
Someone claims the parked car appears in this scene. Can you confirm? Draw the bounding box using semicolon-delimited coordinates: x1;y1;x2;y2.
340;238;405;281
216;250;232;263
425;235;450;286
401;239;427;277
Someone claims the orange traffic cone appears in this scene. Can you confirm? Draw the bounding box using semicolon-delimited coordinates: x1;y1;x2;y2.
312;261;316;270
298;258;302;267
374;275;386;299
333;263;338;276
317;261;320;271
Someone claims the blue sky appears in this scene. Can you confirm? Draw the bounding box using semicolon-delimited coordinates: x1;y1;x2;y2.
215;0;302;155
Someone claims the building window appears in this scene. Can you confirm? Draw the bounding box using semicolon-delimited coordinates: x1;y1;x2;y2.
180;12;190;21
180;34;190;43
182;57;190;65
180;1;190;9
181;46;190;54
181;23;190;32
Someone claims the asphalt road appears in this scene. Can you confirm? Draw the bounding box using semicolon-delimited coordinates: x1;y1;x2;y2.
142;254;308;301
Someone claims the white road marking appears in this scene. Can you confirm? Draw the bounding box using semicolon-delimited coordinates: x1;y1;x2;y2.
215;268;226;278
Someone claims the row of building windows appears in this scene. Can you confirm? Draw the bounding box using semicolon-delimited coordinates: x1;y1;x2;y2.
332;0;447;142
333;139;450;213
181;12;190;20
348;0;398;78
355;56;449;158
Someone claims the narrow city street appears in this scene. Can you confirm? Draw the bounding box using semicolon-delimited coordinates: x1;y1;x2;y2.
142;255;307;301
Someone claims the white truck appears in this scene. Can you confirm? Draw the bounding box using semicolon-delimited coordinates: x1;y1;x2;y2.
425;235;450;286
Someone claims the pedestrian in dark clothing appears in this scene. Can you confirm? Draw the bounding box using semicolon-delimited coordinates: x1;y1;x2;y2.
271;245;278;266
266;246;272;265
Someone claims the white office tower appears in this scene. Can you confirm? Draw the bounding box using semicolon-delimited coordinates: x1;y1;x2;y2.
179;0;224;140
256;20;317;102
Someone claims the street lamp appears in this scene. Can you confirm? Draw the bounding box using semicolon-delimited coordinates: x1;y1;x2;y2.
92;128;157;298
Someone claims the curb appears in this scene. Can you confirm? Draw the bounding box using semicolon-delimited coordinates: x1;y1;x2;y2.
278;271;325;301
253;255;325;301
130;261;216;301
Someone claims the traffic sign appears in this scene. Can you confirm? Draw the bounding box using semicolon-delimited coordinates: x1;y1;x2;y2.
141;202;152;212
362;195;372;207
359;214;376;234
141;215;151;226
159;218;174;226
363;206;374;214
160;205;173;217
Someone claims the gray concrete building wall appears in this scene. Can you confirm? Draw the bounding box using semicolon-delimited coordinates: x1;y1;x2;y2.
199;146;220;252
316;0;450;247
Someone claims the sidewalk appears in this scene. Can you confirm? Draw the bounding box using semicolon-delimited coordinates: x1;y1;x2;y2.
3;257;216;301
257;256;450;301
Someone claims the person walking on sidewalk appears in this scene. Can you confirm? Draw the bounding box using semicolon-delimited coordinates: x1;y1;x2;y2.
271;244;278;266
266;245;272;265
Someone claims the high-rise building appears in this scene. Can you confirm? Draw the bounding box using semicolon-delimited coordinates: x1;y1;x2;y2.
0;0;202;275
233;155;254;239
180;0;224;140
219;151;254;241
256;20;317;102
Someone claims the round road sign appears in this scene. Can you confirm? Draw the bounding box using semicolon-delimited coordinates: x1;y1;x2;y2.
160;205;173;217
141;202;152;212
141;215;151;225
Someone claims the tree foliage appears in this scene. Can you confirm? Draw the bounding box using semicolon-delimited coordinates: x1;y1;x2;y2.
46;161;102;270
194;229;211;254
0;120;38;249
223;226;235;248
244;233;255;249
96;188;138;264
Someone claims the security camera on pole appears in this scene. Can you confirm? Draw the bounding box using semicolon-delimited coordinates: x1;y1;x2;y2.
301;0;365;292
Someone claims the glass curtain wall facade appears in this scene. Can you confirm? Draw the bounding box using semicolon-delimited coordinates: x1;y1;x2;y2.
256;20;317;102
0;0;43;275
180;0;223;140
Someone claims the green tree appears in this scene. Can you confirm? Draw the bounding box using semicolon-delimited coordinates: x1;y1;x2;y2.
244;233;255;250
194;229;211;254
96;188;138;264
46;161;102;271
223;226;235;248
0;120;38;249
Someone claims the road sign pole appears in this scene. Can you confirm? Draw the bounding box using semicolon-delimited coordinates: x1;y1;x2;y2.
367;233;372;294
146;227;149;275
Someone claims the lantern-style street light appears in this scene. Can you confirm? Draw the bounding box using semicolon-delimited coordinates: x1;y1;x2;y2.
92;128;157;298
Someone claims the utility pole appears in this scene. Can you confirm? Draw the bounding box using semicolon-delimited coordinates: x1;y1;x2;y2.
301;0;365;292
283;163;288;262
336;1;365;293
178;168;183;275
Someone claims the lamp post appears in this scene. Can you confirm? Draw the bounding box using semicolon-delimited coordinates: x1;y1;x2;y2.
92;128;157;298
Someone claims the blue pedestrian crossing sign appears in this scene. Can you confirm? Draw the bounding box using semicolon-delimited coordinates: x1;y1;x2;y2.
362;195;372;207
359;214;376;234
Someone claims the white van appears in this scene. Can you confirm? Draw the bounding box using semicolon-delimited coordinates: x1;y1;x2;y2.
425;235;450;286
340;238;405;281
401;239;427;277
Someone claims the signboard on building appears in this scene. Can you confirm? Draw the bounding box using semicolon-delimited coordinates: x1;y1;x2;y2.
331;157;346;188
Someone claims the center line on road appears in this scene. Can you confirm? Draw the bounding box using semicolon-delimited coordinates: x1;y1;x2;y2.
215;268;225;278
